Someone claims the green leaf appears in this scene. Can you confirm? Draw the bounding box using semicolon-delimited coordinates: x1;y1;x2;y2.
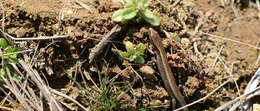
12;47;21;52
129;55;136;61
1;68;7;77
120;52;129;58
2;55;9;59
3;47;20;63
135;56;144;64
136;43;145;55
12;73;21;81
9;57;18;63
0;78;4;87
124;0;135;8
1;64;14;77
112;7;138;22
138;108;147;111
142;0;150;8
6;46;14;53
6;64;14;71
125;41;134;55
137;0;150;9
0;38;8;49
139;9;160;26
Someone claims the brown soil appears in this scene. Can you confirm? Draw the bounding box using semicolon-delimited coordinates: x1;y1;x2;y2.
0;0;260;110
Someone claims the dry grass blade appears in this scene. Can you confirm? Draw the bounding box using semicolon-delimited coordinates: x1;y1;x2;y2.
50;88;89;111
18;60;64;111
0;29;68;41
1;64;47;111
0;2;5;31
74;0;92;12
89;25;123;64
215;86;260;111
201;32;260;50
230;0;241;19
175;79;231;111
0;106;13;110
256;0;260;12
1;71;31;110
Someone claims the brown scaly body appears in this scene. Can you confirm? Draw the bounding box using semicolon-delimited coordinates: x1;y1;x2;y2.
149;28;188;111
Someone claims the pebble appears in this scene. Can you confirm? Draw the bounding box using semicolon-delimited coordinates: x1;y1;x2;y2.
139;65;155;75
139;65;157;80
181;38;190;49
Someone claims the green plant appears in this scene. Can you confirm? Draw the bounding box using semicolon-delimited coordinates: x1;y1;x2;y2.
120;41;145;64
67;71;133;110
0;38;21;86
112;0;160;26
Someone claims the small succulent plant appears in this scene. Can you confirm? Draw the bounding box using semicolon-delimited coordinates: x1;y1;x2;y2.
120;41;145;64
112;0;160;26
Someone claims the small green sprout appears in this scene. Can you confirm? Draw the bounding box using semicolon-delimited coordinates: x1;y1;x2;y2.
0;38;21;86
120;41;145;64
112;0;160;26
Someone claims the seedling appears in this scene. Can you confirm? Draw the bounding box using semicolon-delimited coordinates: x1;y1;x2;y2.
112;0;160;26
0;38;21;86
120;41;145;64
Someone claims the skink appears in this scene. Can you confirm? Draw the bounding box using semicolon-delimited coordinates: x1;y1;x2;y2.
149;28;188;111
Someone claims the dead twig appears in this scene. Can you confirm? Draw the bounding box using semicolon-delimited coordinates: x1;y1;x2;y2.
74;0;92;12
89;25;123;64
172;0;180;8
212;45;224;67
231;0;242;20
0;29;68;41
175;79;231;111
221;0;228;7
214;86;260;111
256;0;260;13
256;55;260;65
0;2;5;31
19;60;64;111
50;88;89;111
201;32;260;50
129;65;144;82
79;61;102;93
256;40;260;65
109;68;127;83
193;41;204;59
30;41;40;65
218;57;242;109
156;0;167;8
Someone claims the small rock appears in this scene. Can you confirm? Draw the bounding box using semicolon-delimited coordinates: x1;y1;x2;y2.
133;88;142;97
139;65;157;80
15;27;26;37
185;76;200;94
181;38;190;49
140;65;155;75
112;65;122;74
111;0;123;9
150;99;162;105
90;66;98;73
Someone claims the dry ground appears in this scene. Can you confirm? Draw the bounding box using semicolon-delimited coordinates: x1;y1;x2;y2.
0;0;259;110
